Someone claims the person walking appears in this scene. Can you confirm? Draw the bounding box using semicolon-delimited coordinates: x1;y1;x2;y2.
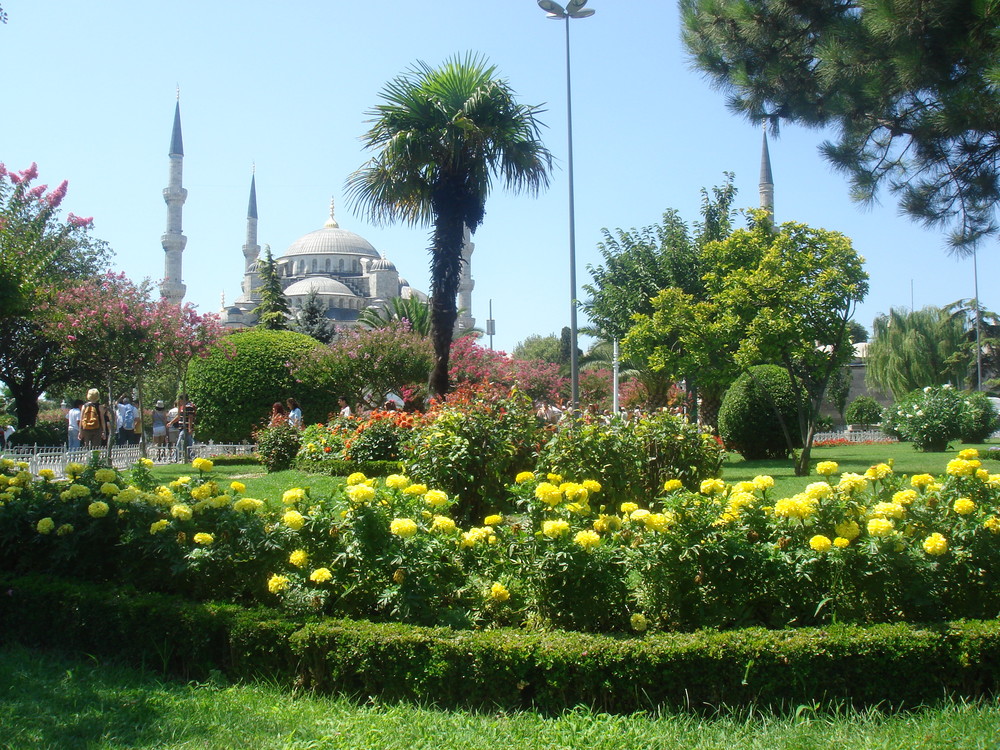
151;400;169;460
116;396;139;446
170;395;197;463
66;400;83;449
79;389;108;448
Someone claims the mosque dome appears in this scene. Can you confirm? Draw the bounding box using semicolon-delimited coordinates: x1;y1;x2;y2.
280;200;378;259
284;276;356;297
368;256;397;272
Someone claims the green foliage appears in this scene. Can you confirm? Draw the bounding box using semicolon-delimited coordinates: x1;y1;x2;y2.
251;246;290;330
290;289;335;344
961;391;1000;443
681;0;1000;247
358;296;432;337
7;421;64;446
292;457;401;477
538;412;724;503
254;422;302;473
401;387;539;522
511;333;562;365
186;329;331;442
719;365;803;460
882;386;968;451
845;396;884;426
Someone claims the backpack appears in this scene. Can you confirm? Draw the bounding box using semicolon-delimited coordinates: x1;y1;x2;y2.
119;404;135;430
81;402;101;431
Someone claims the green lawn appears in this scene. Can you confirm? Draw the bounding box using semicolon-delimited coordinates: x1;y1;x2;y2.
145;462;344;505
0;645;996;749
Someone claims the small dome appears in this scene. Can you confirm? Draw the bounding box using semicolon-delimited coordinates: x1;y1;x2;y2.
226;305;244;316
369;256;397;272
284;277;356;297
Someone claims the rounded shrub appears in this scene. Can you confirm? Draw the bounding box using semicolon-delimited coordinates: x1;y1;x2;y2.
254;422;302;472
186;329;336;442
882;385;966;451
960;391;1000;443
845;395;884;426
8;421;65;447
718;365;803;460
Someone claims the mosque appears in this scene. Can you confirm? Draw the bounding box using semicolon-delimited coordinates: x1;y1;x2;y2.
157;101;476;331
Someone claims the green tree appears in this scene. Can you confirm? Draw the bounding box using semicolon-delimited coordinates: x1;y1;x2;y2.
252;245;289;330
512;333;562;365
682;0;1000;248
348;53;552;398
358;295;432;338
292;289;336;344
866;306;971;399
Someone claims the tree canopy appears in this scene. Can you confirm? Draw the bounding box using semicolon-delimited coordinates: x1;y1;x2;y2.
348;53;552;397
252;246;290;330
682;0;1000;249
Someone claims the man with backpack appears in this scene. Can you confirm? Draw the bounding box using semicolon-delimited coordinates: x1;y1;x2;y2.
79;388;108;448
116;396;139;446
170;395;197;463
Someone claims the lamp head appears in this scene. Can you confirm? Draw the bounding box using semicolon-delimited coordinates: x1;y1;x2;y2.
537;0;567;15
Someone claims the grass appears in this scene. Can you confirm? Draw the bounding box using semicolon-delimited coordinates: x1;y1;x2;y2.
1;644;998;749
144;462;345;505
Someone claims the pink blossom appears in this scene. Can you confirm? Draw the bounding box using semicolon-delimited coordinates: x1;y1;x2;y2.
28;184;47;199
19;163;38;180
46;180;68;208
67;335;77;341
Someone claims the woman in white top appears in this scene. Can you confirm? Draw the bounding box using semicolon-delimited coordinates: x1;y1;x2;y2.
67;400;83;449
338;396;352;418
286;398;303;429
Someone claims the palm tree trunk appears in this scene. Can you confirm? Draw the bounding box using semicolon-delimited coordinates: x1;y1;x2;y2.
427;198;467;398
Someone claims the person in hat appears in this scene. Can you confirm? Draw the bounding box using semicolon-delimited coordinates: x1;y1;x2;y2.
151;399;169;460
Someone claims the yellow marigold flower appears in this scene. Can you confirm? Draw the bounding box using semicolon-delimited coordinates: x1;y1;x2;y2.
139;457;154;468
489;582;511;602
430;515;457;534
94;468;116;483
833;536;850;548
193;532;214;545
804;482;833;500
347;484;376;504
515;471;536;484
38;468;55;480
36;517;55;534
289;549;309;567
309;567;333;584
643;513;672;532
922;532;948;556
116;487;139;503
562;483;589;503
233;497;264;513
663;479;683;492
534;482;563;507
947;459;975;477
424;489;449;509
190;484;213;501
402;483;427;495
867;518;894;537
547;473;563;484
809;535;832;552
65;462;86;477
629;508;651;523
892;490;918;506
461;527;490;548
983;517;1000;534
192;457;214;472
88;501;110;518
346;472;368;486
816;461;839;476
872;502;906;520
385;474;410;490
911;474;935;489
728;491;756;511
865;463;893;480
267;574;289;594
953;497;976;515
582;479;602;494
56;523;74;536
700;478;726;495
170;503;193;521
752;475;775;491
69;483;90;498
835;520;861;540
773;495;818;520
574;529;601;550
282;510;305;530
542;519;570;538
837;473;869;493
484;514;503;526
620;502;639;514
149;519;170;534
99;482;120;496
390;518;418;538
282;488;306;505
630;613;648;632
958;448;980;460
230;481;246;493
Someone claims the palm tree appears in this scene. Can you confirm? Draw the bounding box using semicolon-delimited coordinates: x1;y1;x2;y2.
358;296;433;337
347;53;552;397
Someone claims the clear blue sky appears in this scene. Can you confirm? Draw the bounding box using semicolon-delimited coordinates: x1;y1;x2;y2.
3;1;994;353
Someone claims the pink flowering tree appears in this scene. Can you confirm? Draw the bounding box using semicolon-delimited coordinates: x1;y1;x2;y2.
0;163;110;427
449;334;568;404
42;273;225;452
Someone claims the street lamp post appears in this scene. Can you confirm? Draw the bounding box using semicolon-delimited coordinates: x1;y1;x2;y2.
538;0;594;412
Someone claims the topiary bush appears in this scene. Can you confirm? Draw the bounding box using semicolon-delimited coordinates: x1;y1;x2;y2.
845;395;884;426
718;365;804;460
186;329;337;442
882;385;967;451
960;391;1000;443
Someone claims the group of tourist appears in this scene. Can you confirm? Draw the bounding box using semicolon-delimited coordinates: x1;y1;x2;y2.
65;390;197;462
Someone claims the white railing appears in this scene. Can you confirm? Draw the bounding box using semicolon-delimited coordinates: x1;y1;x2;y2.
2;442;257;478
812;429;897;443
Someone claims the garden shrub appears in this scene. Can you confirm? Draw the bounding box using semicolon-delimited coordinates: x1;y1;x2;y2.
719;365;804;460
186;329;337;442
882;385;968;451
845;395;884;426
960;391;1000;443
292;457;400;478
7;421;65;447
254;422;302;473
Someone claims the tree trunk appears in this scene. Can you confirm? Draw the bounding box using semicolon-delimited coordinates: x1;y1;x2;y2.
427;200;467;399
9;382;41;428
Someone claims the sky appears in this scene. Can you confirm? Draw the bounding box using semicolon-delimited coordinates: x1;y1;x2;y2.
3;1;995;354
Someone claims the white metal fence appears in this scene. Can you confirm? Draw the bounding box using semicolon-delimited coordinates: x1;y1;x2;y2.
812;429;897;443
1;442;257;478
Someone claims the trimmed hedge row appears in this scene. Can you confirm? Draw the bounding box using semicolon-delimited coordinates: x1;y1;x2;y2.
2;574;998;712
292;457;402;478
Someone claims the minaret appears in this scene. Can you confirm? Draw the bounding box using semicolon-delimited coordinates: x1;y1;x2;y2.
759;127;774;222
243;170;260;272
160;97;188;304
456;225;475;332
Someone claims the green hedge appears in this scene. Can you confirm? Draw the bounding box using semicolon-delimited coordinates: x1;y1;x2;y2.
2;574;998;712
292;457;402;478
